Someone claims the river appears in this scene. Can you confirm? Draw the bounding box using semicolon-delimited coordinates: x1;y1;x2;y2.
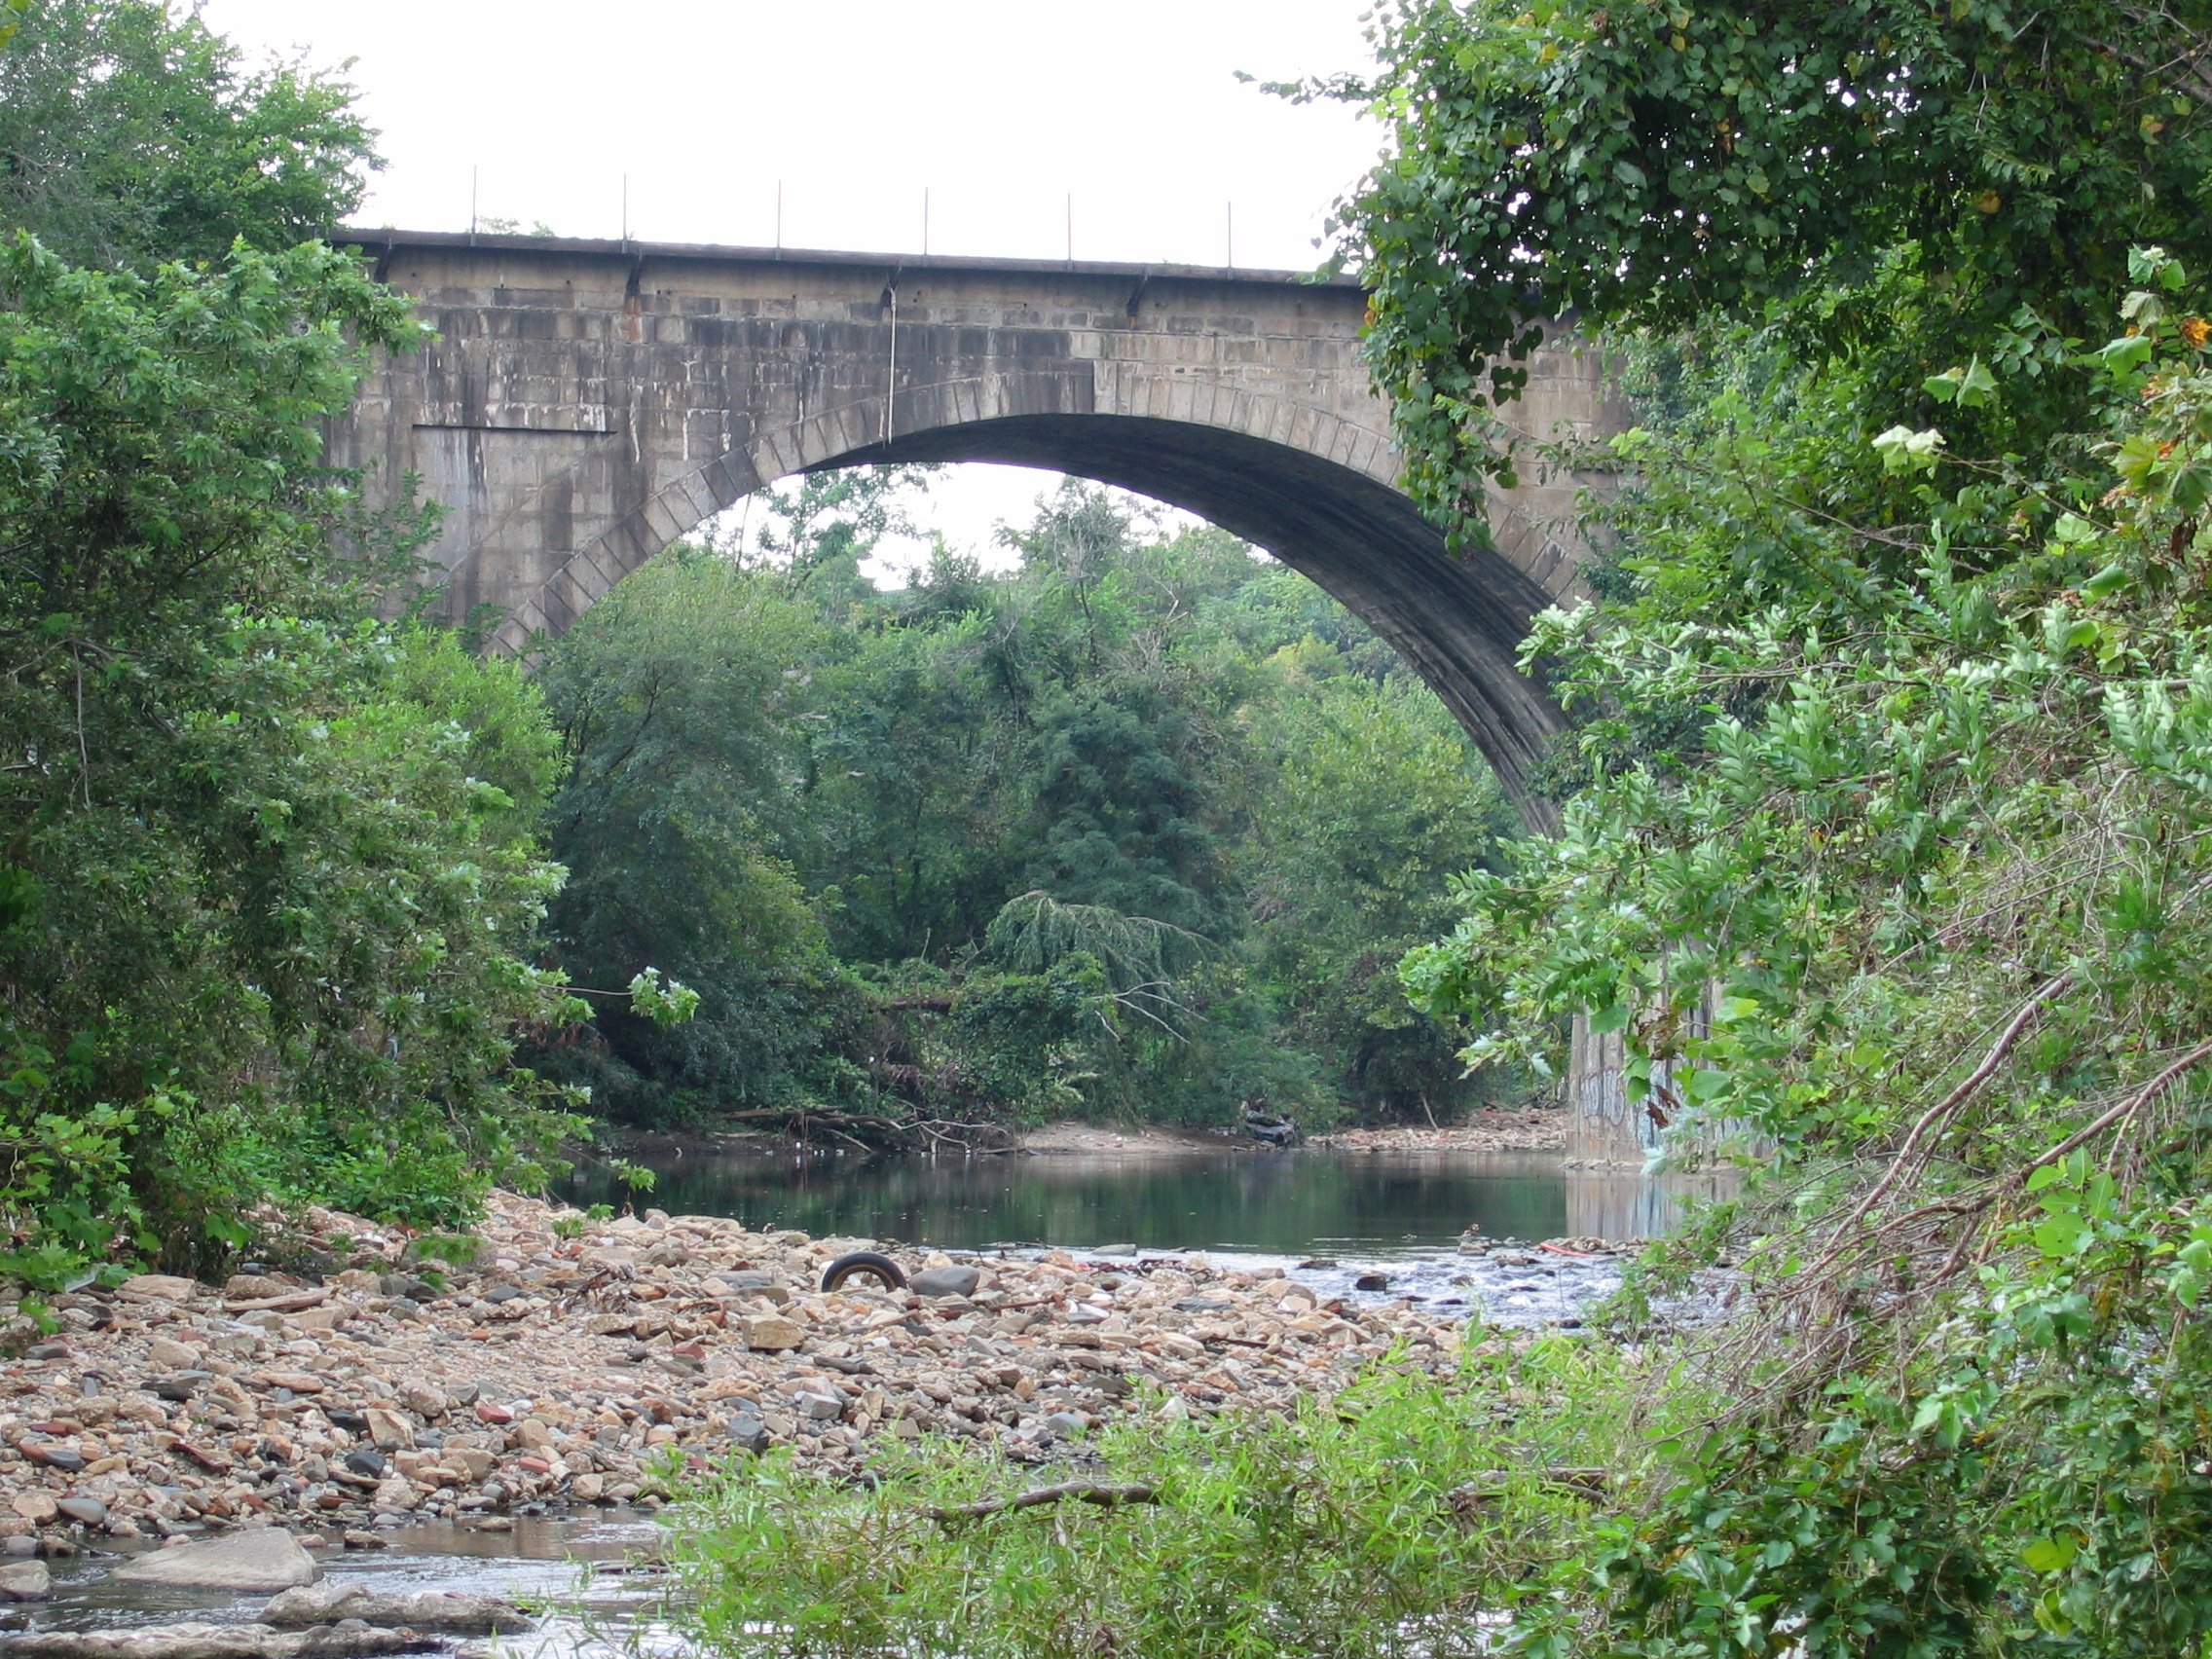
564;1141;1723;1255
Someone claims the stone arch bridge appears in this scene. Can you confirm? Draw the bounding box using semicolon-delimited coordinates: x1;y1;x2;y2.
331;230;1623;818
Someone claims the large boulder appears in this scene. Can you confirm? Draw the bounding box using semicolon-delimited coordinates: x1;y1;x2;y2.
113;1530;321;1592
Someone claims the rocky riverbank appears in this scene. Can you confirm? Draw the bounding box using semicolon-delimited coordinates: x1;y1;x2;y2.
0;1195;1500;1554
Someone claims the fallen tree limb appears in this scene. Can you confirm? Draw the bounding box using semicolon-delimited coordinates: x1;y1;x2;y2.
924;1481;1158;1522
706;1105;1016;1151
2017;1034;2212;1183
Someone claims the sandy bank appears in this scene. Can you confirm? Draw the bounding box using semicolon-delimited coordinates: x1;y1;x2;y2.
1014;1123;1261;1158
1019;1112;1566;1158
1309;1109;1565;1155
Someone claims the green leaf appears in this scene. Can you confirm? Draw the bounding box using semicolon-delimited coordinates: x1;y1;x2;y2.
2033;1212;2088;1258
1587;1001;1631;1035
1685;1065;1732;1102
2097;334;2155;378
2081;563;2131;602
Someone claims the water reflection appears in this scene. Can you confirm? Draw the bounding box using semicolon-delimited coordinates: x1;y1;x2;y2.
46;1513;657;1631
568;1146;1726;1258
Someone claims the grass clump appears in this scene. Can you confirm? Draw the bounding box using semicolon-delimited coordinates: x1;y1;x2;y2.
664;1335;1650;1659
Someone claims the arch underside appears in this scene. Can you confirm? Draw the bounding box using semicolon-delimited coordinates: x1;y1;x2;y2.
870;415;1567;822
491;408;1569;824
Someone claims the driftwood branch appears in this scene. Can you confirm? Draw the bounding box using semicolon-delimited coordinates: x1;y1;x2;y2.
924;1481;1158;1523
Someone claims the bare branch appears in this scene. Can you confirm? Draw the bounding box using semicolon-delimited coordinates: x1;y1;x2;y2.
924;1482;1159;1523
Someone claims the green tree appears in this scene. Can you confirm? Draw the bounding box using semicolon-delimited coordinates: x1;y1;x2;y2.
0;0;376;269
535;481;1522;1134
1246;656;1514;1117
1025;684;1227;938
0;238;577;1271
534;550;848;1123
1344;0;2212;1632
1320;0;2212;521
804;581;1027;966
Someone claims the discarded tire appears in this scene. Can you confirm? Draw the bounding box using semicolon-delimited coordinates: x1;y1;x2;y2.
821;1250;906;1292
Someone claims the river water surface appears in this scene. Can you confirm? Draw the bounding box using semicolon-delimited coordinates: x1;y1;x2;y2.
567;1143;1719;1254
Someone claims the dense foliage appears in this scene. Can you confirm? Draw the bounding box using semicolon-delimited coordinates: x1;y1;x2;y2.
0;0;376;270
1383;256;2212;1659
1311;1;2212;1651
0;0;617;1282
532;481;1518;1137
1313;0;2212;524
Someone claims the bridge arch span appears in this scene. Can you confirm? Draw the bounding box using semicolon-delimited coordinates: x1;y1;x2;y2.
332;232;1621;820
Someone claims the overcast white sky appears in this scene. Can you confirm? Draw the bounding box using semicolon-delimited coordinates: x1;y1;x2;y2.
200;0;1386;576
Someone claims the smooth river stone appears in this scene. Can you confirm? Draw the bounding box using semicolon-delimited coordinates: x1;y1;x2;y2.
112;1530;321;1591
908;1267;980;1299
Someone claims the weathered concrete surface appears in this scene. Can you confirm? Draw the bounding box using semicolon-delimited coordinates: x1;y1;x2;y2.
330;231;1625;815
